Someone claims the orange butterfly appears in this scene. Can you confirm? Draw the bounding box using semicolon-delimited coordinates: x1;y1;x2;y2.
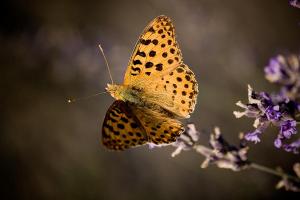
102;15;198;150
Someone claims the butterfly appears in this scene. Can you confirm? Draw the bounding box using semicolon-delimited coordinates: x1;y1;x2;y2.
102;15;198;150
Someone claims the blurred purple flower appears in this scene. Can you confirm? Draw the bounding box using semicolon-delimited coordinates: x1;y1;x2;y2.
264;57;288;83
275;120;298;148
276;163;300;192
244;129;262;143
171;123;199;157
265;54;300;100
172;124;249;171
234;85;300;153
290;0;300;8
280;120;297;139
283;139;300;154
274;138;282;148
265;105;281;120
265;54;299;85
196;127;249;171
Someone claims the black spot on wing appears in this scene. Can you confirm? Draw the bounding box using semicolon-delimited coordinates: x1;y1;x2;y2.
148;27;155;33
145;62;153;68
140;39;151;45
185;75;191;81
130;122;139;129
133;60;142;65
176;67;184;73
152;39;158;45
136;51;146;57
149;50;156;57
156;63;163;71
120;117;129;123
131;66;141;73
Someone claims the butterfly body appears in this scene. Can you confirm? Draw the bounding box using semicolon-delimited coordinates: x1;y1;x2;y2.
106;84;140;103
102;15;198;150
107;83;175;116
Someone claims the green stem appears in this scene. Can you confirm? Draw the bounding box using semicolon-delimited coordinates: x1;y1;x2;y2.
250;163;300;182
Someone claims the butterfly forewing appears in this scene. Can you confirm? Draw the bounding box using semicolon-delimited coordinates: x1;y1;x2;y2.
102;100;148;150
124;15;183;85
146;64;198;118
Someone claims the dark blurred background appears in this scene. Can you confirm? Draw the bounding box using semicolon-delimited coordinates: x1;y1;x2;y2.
1;0;300;199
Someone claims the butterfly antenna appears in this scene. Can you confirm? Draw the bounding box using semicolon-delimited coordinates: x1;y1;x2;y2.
67;91;107;104
98;44;114;84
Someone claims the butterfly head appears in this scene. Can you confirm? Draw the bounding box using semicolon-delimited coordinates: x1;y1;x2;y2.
106;83;126;101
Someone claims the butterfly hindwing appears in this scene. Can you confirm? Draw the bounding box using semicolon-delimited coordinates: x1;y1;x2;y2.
130;105;184;144
124;15;183;85
102;100;148;150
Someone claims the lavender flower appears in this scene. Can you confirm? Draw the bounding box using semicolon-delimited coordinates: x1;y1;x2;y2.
290;0;300;8
172;124;249;171
265;105;281;120
171;125;300;191
275;120;298;148
264;57;288;84
280;120;297;139
264;54;300;100
234;85;300;153
244;129;262;143
171;123;199;157
195;127;249;171
276;163;300;192
265;54;299;85
283;139;300;154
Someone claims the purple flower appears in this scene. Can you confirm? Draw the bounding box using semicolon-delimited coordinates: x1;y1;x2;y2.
172;124;249;171
290;0;300;8
274;138;282;148
234;85;300;153
171;123;199;157
245;130;262;143
283;139;300;154
274;120;297;150
195;127;249;171
280;120;297;139
265;105;281;121
264;55;299;85
264;54;300;100
264;58;287;83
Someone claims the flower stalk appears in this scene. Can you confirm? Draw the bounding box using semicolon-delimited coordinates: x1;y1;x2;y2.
171;123;300;192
